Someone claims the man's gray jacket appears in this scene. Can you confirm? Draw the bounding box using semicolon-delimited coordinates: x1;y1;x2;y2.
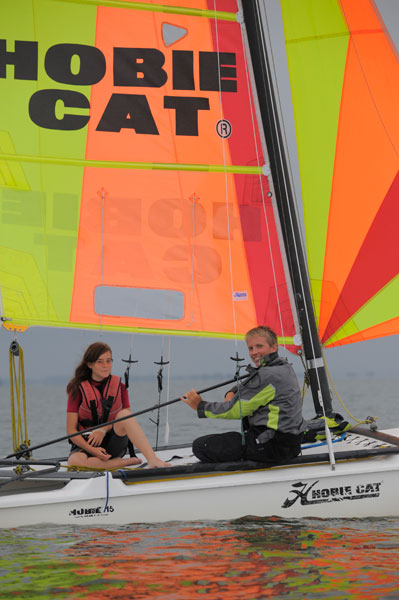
197;352;307;444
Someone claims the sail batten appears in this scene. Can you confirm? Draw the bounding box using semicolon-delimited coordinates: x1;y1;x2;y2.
0;153;265;174
59;0;237;21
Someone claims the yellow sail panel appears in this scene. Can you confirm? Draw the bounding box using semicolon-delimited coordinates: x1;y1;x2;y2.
0;0;96;329
281;0;349;326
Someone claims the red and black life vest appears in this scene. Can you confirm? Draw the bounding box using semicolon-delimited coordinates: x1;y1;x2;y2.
78;375;122;428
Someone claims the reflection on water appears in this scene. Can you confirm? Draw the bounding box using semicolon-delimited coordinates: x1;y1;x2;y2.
0;517;398;599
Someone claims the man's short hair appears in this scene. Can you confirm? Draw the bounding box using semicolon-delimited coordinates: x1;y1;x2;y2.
245;325;278;347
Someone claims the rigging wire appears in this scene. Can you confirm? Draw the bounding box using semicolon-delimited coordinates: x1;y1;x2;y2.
321;346;375;425
212;0;239;352
258;3;311;350
121;335;140;458
164;337;172;446
152;338;170;450
213;1;251;434
238;0;294;352
298;346;374;426
251;0;336;467
259;3;308;259
230;351;246;444
257;2;325;388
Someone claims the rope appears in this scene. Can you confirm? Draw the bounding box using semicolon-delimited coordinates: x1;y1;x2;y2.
302;432;347;450
258;1;328;416
296;349;310;400
9;341;31;458
231;353;245;445
153;339;170;450
321;346;374;425
104;470;110;511
299;342;376;426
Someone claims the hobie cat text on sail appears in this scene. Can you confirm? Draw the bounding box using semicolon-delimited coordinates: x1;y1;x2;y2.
0;41;237;134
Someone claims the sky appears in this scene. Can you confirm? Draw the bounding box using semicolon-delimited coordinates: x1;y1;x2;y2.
0;0;398;388
1;324;398;385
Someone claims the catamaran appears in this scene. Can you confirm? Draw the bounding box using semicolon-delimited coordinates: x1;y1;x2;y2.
0;0;398;527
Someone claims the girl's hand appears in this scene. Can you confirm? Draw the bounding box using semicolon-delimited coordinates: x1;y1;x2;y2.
87;428;106;447
91;446;111;460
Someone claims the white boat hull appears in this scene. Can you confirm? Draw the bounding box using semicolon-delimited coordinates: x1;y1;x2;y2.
1;431;398;527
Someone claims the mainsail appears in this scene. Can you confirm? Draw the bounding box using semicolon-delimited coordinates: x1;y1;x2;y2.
0;0;297;345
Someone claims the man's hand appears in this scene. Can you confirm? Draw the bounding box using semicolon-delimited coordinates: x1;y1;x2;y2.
181;389;202;410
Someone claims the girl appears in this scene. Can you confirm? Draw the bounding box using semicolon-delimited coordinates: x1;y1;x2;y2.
67;342;170;469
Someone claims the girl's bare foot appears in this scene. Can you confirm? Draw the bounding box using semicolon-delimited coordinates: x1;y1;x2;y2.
148;458;171;468
121;456;142;466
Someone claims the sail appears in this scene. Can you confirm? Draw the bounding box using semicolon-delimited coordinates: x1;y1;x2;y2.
280;0;399;347
0;0;298;343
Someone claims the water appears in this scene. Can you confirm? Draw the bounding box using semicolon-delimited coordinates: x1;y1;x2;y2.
1;377;399;599
0;519;398;599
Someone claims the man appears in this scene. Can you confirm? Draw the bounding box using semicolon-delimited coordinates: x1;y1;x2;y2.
182;326;306;463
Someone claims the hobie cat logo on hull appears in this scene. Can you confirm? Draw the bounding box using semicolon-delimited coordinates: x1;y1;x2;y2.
282;480;382;508
69;505;115;518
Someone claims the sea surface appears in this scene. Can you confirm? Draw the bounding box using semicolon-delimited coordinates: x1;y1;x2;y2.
0;376;399;599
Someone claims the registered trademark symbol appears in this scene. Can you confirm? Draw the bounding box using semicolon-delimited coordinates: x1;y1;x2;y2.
216;119;232;138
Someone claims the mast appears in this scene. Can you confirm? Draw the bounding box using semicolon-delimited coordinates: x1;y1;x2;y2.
242;1;333;417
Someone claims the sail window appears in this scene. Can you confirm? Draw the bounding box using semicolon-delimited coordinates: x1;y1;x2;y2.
94;286;184;320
